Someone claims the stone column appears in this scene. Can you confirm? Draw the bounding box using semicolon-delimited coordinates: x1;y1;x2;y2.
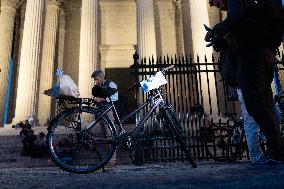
279;41;283;57
13;0;44;124
174;0;184;56
181;0;193;56
182;0;218;117
136;0;157;58
57;10;65;70
0;0;19;126
38;0;62;125
78;0;98;98
187;0;213;58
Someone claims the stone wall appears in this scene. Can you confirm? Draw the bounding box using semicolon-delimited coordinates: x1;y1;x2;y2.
99;0;136;70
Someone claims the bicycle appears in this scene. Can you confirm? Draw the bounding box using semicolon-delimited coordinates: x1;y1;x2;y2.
200;113;266;162
47;65;197;174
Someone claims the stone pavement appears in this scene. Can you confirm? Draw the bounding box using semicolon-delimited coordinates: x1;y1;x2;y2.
0;162;284;189
1;126;284;189
0;125;135;168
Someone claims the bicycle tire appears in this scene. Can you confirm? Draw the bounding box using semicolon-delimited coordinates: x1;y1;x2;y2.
202;125;232;162
162;108;197;168
202;124;248;162
228;127;248;162
48;106;117;174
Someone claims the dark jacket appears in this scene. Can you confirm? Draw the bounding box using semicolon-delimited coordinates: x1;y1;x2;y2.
212;0;283;53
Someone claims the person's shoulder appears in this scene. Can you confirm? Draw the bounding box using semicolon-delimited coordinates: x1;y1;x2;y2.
108;81;117;87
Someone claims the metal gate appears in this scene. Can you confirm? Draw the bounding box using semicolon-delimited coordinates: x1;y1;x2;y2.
130;51;284;164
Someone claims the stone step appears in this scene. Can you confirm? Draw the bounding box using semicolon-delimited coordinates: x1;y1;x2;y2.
1;126;48;136
0;146;132;168
0;125;136;168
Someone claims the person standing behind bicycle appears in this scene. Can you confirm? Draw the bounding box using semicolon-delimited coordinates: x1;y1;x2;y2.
237;90;282;164
91;70;118;166
206;0;284;165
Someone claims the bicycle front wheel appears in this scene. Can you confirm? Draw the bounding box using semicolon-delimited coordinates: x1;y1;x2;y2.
48;106;117;174
162;107;197;168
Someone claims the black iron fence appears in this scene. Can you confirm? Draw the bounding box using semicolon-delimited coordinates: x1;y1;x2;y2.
130;51;284;164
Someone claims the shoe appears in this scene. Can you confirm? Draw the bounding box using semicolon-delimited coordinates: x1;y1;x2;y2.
251;155;267;165
258;155;283;165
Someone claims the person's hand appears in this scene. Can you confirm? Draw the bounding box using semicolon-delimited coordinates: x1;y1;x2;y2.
205;31;213;42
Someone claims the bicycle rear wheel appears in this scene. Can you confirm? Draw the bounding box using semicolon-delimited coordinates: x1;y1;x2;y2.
228;127;248;162
202;125;232;162
48;106;117;174
203;124;248;162
162;107;197;168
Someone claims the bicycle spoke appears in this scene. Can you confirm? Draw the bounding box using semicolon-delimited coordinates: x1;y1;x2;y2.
48;107;116;174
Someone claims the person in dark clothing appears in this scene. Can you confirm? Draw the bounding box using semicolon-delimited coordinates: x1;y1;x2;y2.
19;120;32;137
31;132;48;158
206;0;284;164
91;70;118;166
91;70;118;107
21;129;36;156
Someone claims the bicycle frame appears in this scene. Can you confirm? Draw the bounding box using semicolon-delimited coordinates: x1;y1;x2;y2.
85;88;166;137
48;64;197;172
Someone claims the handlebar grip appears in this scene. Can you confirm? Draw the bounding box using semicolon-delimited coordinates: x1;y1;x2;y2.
128;82;141;91
162;65;175;72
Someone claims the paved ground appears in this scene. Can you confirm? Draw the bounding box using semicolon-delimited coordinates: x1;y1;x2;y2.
1;126;284;188
1;161;284;189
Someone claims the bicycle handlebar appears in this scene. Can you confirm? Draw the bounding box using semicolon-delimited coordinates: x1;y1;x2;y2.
128;65;175;91
162;65;175;73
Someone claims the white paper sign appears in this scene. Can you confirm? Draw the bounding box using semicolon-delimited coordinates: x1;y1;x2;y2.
140;71;167;93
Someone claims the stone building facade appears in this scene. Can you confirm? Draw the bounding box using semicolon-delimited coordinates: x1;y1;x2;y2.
0;0;224;126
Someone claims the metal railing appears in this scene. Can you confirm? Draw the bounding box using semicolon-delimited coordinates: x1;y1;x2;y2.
130;51;284;163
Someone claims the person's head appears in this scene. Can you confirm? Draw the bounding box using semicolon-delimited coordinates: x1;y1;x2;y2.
209;0;228;11
91;70;105;85
24;120;30;125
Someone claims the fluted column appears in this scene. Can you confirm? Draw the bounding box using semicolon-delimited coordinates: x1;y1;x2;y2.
13;0;44;124
0;0;19;126
181;0;193;56
182;0;218;117
57;10;65;70
279;41;283;57
136;0;157;58
174;0;184;56
187;0;213;58
78;0;98;98
38;0;62;125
